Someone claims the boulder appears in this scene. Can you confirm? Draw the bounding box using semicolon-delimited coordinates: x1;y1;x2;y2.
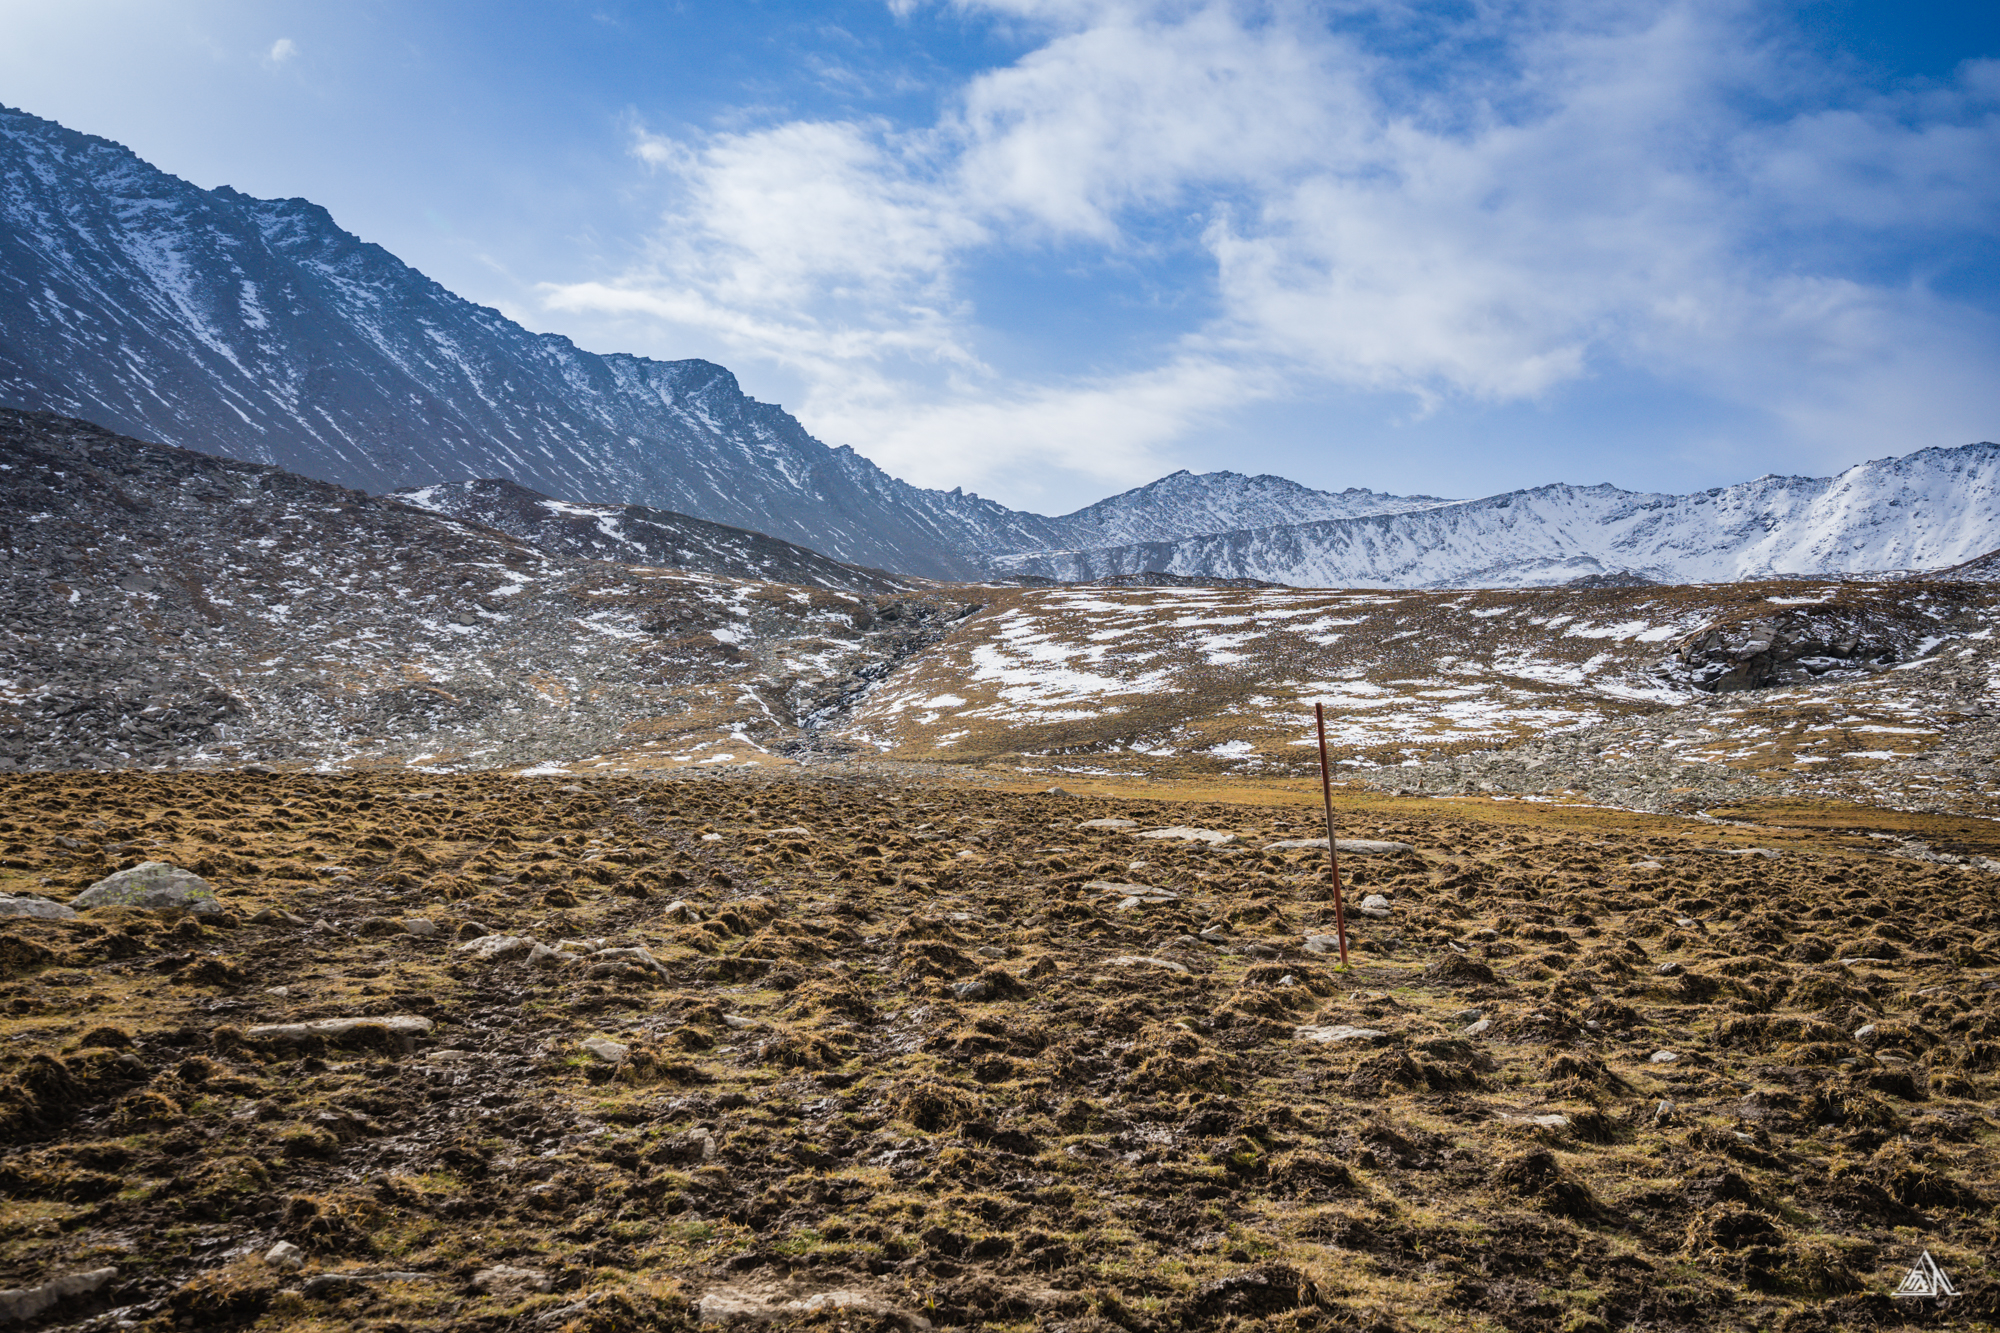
72;862;220;915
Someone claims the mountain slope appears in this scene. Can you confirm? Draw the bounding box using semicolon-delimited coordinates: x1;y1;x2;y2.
996;443;2000;587
391;478;917;595
0;104;1456;581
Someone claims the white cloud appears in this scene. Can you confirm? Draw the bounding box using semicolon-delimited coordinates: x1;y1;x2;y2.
265;37;297;65
543;0;2000;506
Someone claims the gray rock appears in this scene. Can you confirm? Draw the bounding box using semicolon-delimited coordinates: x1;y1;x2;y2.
454;934;538;961
1133;826;1236;845
1296;1024;1387;1043
580;1037;630;1065
264;1241;305;1272
1266;837;1415;854
1648;1049;1679;1063
0;1267;118;1323
1357;893;1394;918
402;917;438;938
248;906;308;927
471;1266;552;1295
1464;1017;1494;1036
951;979;993;1001
1301;934;1347;955
1078;818;1138;829
1105;955;1191;975
246;1016;434;1044
0;894;77;921
72;861;220;915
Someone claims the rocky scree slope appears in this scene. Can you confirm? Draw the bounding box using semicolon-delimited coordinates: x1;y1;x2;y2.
4;770;2000;1332
0;410;975;773
388;478;916;597
996;443;2000;589
0;105;1444;581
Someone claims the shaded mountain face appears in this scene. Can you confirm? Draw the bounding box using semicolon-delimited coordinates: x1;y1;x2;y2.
390;479;917;596
0;409;973;772
996;444;2000;588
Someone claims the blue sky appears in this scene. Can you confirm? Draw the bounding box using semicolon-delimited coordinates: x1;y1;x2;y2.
3;0;1997;513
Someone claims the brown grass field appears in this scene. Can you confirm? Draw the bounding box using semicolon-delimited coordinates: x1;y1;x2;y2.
4;765;1999;1332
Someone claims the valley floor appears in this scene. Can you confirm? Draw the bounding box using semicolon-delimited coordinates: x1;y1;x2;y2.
3;767;1999;1332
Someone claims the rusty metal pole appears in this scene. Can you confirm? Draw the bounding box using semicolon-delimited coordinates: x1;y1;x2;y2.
1313;702;1350;966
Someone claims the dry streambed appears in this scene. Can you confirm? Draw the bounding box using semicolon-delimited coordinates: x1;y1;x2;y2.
2;770;1999;1332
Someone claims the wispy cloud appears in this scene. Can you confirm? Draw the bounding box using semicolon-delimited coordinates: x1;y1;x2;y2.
543;0;2000;503
264;37;298;66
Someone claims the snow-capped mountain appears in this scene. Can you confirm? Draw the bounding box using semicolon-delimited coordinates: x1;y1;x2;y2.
994;443;2000;588
4;103;1993;592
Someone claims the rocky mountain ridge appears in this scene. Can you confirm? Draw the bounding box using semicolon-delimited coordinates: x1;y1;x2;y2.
995;443;2000;588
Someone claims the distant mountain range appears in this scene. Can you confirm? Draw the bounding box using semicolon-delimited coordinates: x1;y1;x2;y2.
994;443;2000;587
2;102;1995;589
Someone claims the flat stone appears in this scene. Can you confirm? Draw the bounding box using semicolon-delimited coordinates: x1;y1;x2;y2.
1266;838;1415;854
1357;893;1393;918
402;917;438;938
591;944;669;977
697;1285;932;1331
1720;847;1781;859
0;894;77;921
951;979;992;1001
1301;935;1347;955
249;906;308;927
246;1016;433;1044
1078;818;1138;829
454;934;538;961
264;1241;305;1271
581;1037;630;1064
1134;826;1236;845
1296;1024;1387;1043
1648;1049;1679;1063
1464;1017;1494;1036
767;826;814;838
471;1266;552;1295
72;861;220;915
1105;955;1191;975
1501;1113;1571;1128
0;1268;119;1323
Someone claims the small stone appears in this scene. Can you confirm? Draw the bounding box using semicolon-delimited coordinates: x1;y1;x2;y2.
1653;1099;1676;1124
721;1014;755;1031
1296;1024;1387;1043
1649;1049;1679;1063
402;917;438;938
1453;1008;1485;1024
1302;934;1346;955
1506;1113;1570;1128
455;921;490;940
1357;894;1393;918
264;1241;305;1271
248;906;308;927
581;1037;630;1064
357;916;405;937
0;894;77;921
72;861;220;915
1656;961;1684;976
1464;1017;1494;1036
976;946;1008;959
951;979;992;1001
